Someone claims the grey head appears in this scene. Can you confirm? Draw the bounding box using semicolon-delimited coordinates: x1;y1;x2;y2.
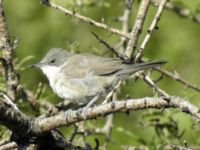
31;48;73;68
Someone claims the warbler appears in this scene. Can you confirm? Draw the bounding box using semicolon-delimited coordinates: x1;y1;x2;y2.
31;48;165;114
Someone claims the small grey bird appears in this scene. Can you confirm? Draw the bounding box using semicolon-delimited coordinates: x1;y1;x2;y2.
31;48;165;115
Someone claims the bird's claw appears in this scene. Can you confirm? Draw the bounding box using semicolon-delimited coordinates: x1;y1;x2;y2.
64;109;73;118
81;107;88;120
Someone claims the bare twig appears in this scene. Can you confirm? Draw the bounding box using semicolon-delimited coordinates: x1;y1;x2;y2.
117;0;133;53
135;0;168;62
151;0;200;25
69;114;113;147
124;0;150;61
103;81;122;104
91;32;127;61
41;0;129;39
94;113;114;141
141;73;169;97
0;0;19;101
156;68;200;93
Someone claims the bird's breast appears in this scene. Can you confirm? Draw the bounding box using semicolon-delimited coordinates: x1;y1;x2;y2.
53;76;90;104
41;65;61;91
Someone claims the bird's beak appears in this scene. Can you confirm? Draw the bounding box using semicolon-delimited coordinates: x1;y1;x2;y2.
29;62;43;68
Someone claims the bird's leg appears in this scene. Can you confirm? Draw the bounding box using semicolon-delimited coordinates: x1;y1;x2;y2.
45;100;73;117
56;100;74;110
103;81;122;104
81;93;102;119
45;106;59;117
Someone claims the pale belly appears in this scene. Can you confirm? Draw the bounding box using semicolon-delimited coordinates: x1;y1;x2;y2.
49;76;116;105
42;65;117;104
51;78;90;104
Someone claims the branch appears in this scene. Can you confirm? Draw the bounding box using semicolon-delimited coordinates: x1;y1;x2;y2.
41;0;129;39
117;0;133;52
156;68;200;93
94;114;113;139
35;96;200;133
124;0;150;61
151;0;200;25
0;0;19;101
139;73;169;97
1;90;200;148
91;32;128;61
135;0;168;62
0;93;31;137
0;95;96;149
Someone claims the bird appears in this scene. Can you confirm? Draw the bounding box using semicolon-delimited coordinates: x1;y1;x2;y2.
31;48;166;117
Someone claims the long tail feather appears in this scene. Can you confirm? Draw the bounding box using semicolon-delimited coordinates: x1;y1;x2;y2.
116;60;166;77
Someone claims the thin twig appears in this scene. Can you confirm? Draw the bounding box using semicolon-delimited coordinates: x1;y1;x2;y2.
102;81;122;104
41;0;129;39
91;32;127;61
156;68;200;93
151;0;200;25
93;114;114;146
117;0;133;53
124;0;150;61
141;73;169;97
135;0;168;62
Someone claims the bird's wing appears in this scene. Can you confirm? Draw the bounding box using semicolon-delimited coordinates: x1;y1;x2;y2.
62;54;123;78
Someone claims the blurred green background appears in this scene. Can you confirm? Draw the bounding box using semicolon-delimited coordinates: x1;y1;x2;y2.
2;0;200;149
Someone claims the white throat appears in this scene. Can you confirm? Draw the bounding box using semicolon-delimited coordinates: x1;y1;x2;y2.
41;65;60;84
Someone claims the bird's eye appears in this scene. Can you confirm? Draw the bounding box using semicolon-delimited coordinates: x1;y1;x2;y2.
49;58;56;64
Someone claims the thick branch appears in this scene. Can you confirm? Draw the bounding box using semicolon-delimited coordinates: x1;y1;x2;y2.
0;96;90;149
0;0;19;101
0;99;31;140
35;96;200;133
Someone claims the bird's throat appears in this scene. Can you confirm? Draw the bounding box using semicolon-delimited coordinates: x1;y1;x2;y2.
41;66;60;86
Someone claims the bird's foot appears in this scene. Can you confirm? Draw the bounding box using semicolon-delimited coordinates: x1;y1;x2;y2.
80;94;101;119
81;107;88;120
64;109;73;118
45;106;59;117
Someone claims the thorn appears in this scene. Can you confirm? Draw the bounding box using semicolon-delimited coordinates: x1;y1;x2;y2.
41;0;50;6
155;26;159;30
147;29;151;34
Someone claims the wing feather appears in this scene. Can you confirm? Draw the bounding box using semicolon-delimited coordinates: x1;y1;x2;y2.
61;54;123;78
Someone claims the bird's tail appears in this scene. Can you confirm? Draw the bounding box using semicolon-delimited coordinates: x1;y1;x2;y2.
116;60;166;78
